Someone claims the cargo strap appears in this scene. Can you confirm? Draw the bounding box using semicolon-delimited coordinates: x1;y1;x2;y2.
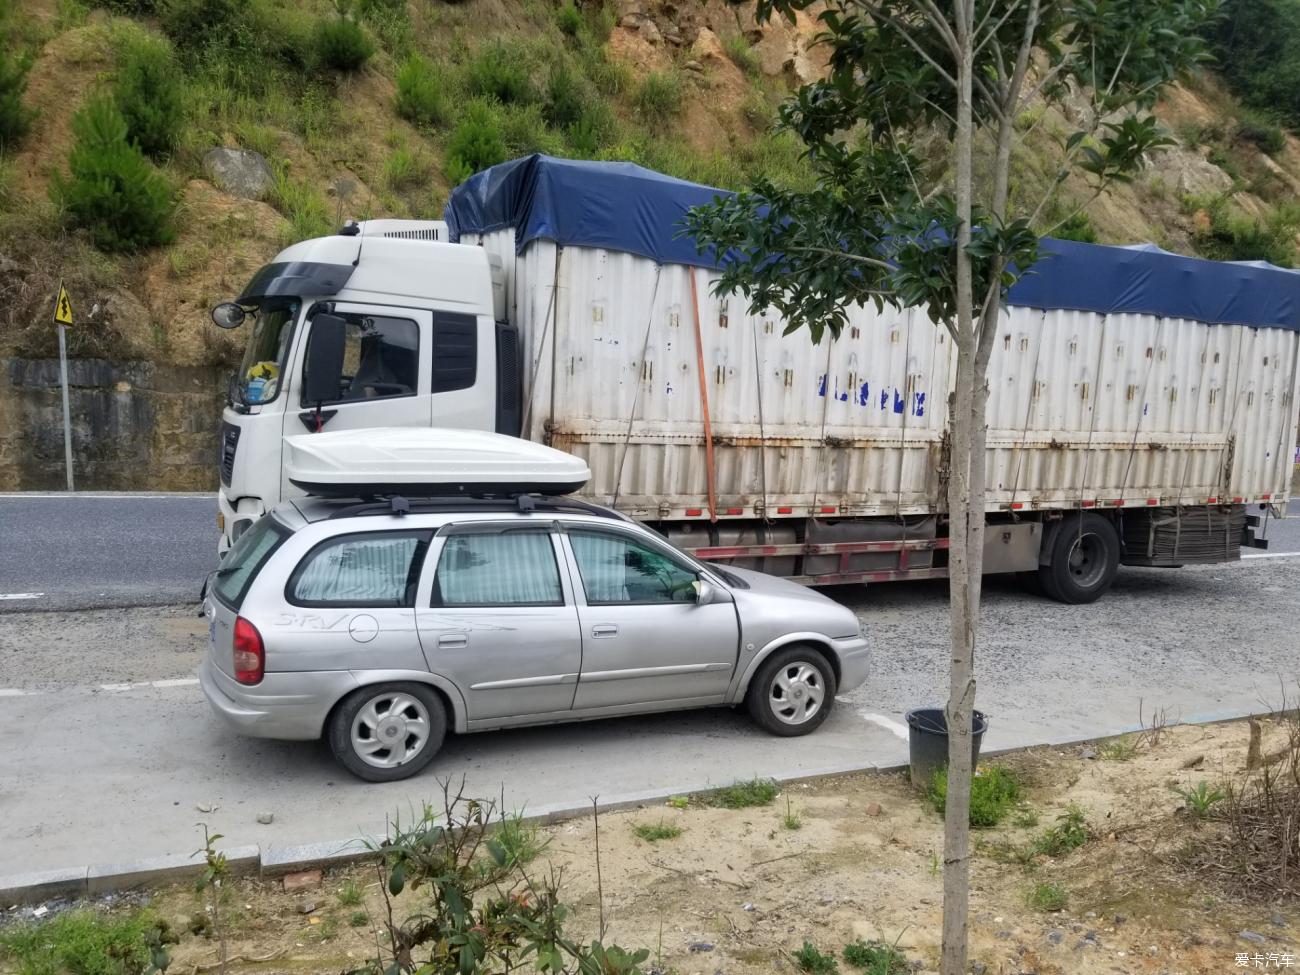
689;267;718;522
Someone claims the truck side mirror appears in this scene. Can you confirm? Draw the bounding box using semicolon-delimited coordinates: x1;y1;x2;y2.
303;314;348;405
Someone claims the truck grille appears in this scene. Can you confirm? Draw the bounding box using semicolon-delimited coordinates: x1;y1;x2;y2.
219;422;240;487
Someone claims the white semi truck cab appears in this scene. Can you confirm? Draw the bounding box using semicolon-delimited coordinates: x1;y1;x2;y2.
215;219;520;551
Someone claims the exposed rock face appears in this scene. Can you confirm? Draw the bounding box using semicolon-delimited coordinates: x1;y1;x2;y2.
203;148;275;200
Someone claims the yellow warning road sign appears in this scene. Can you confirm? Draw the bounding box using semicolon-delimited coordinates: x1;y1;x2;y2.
54;285;74;326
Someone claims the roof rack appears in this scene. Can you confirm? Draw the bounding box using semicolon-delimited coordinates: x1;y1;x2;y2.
324;494;626;522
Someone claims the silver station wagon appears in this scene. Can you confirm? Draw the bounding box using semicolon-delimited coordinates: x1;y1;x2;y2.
200;496;870;782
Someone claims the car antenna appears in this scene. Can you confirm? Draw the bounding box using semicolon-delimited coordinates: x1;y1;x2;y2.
389;496;410;517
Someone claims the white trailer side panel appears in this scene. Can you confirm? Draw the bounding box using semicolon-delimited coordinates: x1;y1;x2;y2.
472;231;1300;519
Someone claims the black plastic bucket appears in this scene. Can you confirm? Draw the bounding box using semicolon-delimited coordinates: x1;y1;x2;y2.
905;708;989;788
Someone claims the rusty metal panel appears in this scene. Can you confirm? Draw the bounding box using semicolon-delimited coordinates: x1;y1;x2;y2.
474;231;1300;517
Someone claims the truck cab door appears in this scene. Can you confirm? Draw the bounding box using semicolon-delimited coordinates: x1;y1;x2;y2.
285;303;433;439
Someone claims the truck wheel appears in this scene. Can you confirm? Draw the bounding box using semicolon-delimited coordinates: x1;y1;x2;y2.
328;683;446;783
1038;513;1120;604
746;646;837;737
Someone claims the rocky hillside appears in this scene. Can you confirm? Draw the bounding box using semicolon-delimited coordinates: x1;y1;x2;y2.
1;0;1298;376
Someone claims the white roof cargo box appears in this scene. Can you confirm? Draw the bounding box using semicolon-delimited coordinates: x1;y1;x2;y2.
285;428;590;498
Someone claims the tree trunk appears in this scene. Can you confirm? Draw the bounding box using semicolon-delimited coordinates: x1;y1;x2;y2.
941;4;978;975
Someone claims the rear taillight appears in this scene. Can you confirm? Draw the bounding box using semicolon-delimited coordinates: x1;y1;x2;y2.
233;617;264;685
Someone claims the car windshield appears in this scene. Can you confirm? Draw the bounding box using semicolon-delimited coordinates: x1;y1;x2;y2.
212;516;289;609
233;301;300;406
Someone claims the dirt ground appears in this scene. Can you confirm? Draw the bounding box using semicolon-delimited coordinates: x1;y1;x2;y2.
11;717;1300;975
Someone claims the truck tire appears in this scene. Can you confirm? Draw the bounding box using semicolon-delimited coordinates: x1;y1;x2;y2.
745;645;837;737
328;682;446;783
1038;513;1120;604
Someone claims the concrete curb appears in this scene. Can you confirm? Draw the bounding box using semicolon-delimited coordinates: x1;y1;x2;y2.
0;708;1267;909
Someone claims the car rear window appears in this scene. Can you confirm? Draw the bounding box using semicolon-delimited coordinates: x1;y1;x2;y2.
213;516;289;610
287;530;431;608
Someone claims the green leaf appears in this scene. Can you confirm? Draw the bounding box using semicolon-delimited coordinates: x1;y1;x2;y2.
388;861;405;897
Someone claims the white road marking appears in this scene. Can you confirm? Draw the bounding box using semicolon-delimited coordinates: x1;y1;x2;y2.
861;712;910;740
0;492;215;499
0;593;44;600
99;678;200;692
1241;551;1300;560
0;688;33;697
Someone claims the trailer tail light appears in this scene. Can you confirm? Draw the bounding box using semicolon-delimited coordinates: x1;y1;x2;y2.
1146;498;1159;506
1010;502;1025;510
776;506;793;515
1081;499;1096;508
233;617;264;686
685;508;703;517
725;507;743;515
819;505;836;514
1208;497;1218;504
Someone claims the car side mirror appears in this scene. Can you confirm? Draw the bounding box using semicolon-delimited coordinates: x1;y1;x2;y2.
303;313;348;405
693;578;726;606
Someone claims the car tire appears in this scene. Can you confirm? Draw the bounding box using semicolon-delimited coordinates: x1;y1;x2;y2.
327;682;446;783
1037;512;1121;604
745;645;838;737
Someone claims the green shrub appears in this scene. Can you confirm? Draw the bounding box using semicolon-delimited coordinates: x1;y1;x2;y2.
499;102;564;156
928;764;1021;828
544;63;587;128
1053;211;1097;243
52;96;175;252
795;941;839;975
1029;804;1088;856
114;32;185;160
707;776;779;808
395;53;449;126
468;40;534;104
0;908;171;975
268;161;332;243
383;144;432;189
0;45;34;151
1028;881;1068;912
159;0;251;52
723;33;761;77
1237;110;1287;156
316;16;375;72
556;2;582;36
493;809;549;866
634;70;682;122
445;100;507;183
842;939;907;974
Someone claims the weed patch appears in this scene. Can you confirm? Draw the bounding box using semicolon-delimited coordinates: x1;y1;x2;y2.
795;941;838;975
632;821;683;842
723;34;761;78
842;939;907;974
635;70;682;122
1173;781;1226;820
0;909;175;975
928;765;1021;828
1028;881;1068;912
468;40;534;105
493;809;549;867
708;777;779;809
1029;805;1088;857
445;100;506;183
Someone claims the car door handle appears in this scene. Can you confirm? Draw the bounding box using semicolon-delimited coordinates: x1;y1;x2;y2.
437;633;468;648
591;624;618;638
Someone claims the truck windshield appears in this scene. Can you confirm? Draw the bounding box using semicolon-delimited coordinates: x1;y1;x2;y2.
233;301;300;406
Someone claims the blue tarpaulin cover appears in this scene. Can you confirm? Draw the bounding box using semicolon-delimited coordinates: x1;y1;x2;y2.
445;154;1300;331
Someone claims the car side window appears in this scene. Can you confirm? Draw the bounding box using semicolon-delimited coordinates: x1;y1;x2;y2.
568;530;698;605
432;531;563;607
288;531;430;608
301;314;419;406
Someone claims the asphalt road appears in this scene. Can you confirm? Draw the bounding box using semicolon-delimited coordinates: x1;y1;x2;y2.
0;493;1297;612
0;493;218;610
2;552;1299;878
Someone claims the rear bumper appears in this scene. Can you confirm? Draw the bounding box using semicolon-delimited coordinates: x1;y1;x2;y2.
832;635;870;694
199;657;355;741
